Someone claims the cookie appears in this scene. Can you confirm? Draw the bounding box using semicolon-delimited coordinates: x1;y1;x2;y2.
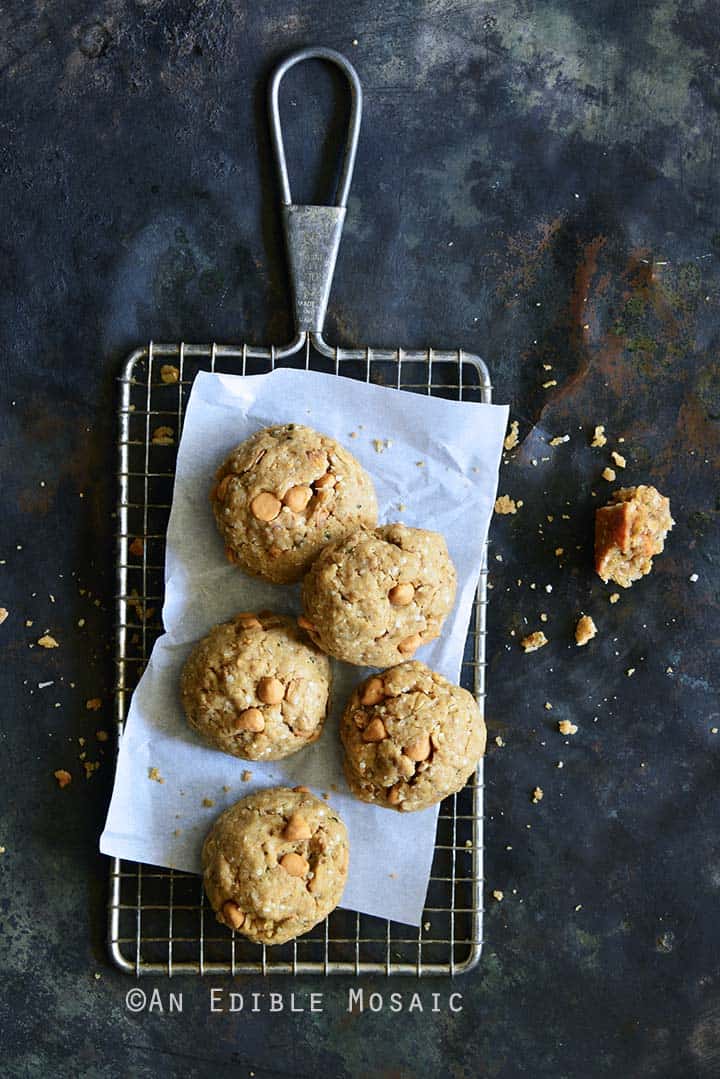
211;424;378;584
340;661;486;812
203;786;349;945
180;612;331;761
595;485;673;588
300;524;457;667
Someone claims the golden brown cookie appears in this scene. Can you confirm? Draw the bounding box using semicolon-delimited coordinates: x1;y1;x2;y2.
202;787;349;944
211;424;378;584
300;524;457;667
340;661;486;812
595;485;673;588
181;612;331;761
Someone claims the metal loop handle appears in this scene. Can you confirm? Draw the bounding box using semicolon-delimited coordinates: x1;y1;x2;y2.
269;46;362;208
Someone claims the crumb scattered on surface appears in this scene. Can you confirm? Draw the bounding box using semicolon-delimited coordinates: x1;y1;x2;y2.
558;720;578;736
129;537;145;558
86;698;102;711
545;701;553;710
0;608;8;626
555;547;564;557
549;435;569;446
521;630;548;653
242;770;252;782
591;425;607;448
38;634;59;649
611;450;626;468
83;761;100;779
148;767;164;783
540;613;548;623
531;787;544;804
96;730;109;742
492;889;504;902
626;668;636;677
202;798;215;807
609;593;620;604
575;615;597;646
54;769;72;789
160;364;180;384
495;495;518;515
602;467;616;482
504;420;519;451
542;379;557;389
151;426;174;445
689;573;699;583
495;735;505;747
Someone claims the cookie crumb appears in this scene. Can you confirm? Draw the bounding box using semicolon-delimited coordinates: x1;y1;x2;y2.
83;761;100;779
542;379;557;389
222;784;230;793
575;615;597;646
602;467;616;482
503;420;519;451
38;634;59;649
544;701;553;710
591;425;607;448
151;426;174;446
202;798;215;807
372;439;385;454
96;730;109;742
558;720;578;736
492;889;504;902
129;537;145;558
495;735;504;747
148;767;164;784
531;786;544;803
609;593;620;604
86;698;102;711
626;668;636;677
54;769;72;789
241;770;252;782
0;608;8;626
549;435;570;446
610;450;626;468
540;613;548;623
494;495;518;515
521;631;548;653
712;728;719;735
160;364;180;384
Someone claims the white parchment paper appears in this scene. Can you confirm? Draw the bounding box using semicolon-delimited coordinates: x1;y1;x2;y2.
100;368;508;926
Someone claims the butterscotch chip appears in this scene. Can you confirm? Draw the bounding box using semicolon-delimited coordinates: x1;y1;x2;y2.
181;613;330;761
595;485;673;588
360;676;385;706
211;424;377;584
341;662;486;813
54;769;72;789
521;631;548;653
575;615;597;646
302;524;456;667
388;582;415;606
283;813;312;841
203;787;349;944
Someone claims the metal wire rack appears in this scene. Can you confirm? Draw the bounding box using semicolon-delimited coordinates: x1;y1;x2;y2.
109;336;491;976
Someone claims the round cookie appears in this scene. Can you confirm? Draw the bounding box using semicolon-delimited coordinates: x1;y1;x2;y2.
340;661;486;812
300;524;457;667
203;786;349;945
181;612;331;761
211;424;378;584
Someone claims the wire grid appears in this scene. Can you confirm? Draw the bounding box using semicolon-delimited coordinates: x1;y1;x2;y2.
110;338;491;976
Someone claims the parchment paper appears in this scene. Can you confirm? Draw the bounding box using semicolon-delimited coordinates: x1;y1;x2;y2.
100;368;508;926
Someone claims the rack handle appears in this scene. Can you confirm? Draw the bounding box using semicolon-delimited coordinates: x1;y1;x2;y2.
269;48;362;334
269;46;362;208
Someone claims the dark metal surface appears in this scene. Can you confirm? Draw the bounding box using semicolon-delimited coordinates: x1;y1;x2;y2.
1;2;718;1077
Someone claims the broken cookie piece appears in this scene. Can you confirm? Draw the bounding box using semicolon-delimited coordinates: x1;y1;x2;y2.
575;615;597;647
595;485;673;588
521;631;548;653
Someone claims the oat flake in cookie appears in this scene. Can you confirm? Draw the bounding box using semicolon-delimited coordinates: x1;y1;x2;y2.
595;485;673;588
340;661;486;812
180;612;331;761
301;524;457;667
203;787;349;945
211;424;378;584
